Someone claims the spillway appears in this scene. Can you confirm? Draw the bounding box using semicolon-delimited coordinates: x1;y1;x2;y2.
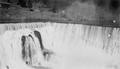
0;22;120;69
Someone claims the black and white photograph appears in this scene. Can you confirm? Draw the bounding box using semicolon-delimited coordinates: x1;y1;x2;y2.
0;0;120;69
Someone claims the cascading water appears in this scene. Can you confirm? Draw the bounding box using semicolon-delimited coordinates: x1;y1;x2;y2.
0;22;120;69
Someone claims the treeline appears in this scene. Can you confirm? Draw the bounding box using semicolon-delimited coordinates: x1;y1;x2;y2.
0;0;75;12
0;0;43;8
